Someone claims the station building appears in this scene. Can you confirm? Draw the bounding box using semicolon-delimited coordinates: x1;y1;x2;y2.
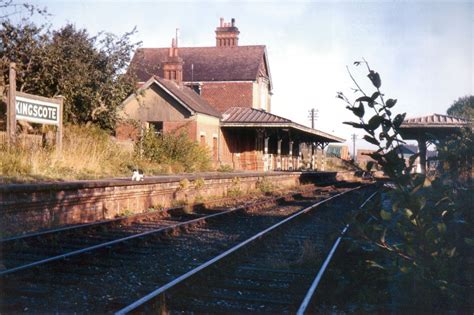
117;18;343;171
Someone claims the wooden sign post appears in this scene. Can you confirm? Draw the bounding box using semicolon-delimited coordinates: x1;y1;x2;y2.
6;62;64;151
7;63;17;145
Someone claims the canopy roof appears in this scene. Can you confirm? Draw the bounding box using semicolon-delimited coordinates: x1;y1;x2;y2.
221;107;344;143
399;113;471;139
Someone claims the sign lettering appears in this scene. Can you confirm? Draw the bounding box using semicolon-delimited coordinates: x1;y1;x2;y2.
15;96;60;125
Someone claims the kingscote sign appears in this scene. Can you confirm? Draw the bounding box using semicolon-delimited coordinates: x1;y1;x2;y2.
6;63;64;150
16;96;60;125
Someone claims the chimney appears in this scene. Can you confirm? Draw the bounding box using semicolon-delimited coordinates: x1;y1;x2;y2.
163;37;183;84
215;17;240;47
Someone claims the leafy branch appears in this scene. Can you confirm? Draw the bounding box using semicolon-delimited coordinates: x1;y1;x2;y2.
338;60;472;310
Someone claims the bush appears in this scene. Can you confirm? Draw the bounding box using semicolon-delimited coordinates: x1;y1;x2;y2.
137;128;211;172
339;60;472;312
256;177;274;194
217;164;233;172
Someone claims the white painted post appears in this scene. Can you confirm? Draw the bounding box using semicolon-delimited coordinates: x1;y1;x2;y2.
7;63;16;146
277;139;282;170
289;141;294;170
264;137;269;171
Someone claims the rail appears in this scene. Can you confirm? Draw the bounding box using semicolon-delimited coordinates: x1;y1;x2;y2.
115;185;368;315
0;189;308;276
296;190;379;314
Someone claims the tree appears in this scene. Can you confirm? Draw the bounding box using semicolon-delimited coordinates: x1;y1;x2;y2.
338;60;472;311
1;21;141;130
447;95;474;120
0;0;49;22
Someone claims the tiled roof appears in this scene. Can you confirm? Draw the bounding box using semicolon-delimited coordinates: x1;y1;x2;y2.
130;46;267;83
222;107;290;123
129;77;221;118
221;107;344;143
402;114;470;127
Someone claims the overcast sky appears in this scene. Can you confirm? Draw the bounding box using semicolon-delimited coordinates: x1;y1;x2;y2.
22;0;474;152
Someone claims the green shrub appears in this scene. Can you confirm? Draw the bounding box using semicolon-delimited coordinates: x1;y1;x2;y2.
137;128;211;172
178;178;190;190
194;177;205;190
227;177;242;197
217;164;233;172
256;177;274;194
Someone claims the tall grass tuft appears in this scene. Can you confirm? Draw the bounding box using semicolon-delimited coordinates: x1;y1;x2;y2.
0;125;132;182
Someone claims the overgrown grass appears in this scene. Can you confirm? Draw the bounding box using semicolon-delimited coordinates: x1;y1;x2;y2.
0;124;214;183
1;125;131;182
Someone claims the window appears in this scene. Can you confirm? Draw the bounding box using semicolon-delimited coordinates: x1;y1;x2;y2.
200;134;206;146
148;121;163;135
212;136;218;160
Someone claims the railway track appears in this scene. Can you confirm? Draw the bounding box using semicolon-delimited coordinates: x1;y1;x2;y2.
0;183;354;313
116;186;377;314
0;188;313;276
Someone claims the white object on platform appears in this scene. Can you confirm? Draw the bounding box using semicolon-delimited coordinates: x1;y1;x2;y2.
131;170;144;181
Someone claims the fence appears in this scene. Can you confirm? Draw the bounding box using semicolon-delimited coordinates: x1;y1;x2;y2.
0;131;43;148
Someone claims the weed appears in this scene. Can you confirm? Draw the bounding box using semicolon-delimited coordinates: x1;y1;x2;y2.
226;177;242;197
256;177;274;194
171;199;188;207
119;209;134;217
217;164;233;172
178;178;190;190
194;177;205;190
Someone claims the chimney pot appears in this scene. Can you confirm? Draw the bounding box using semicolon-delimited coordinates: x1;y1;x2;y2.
215;17;240;47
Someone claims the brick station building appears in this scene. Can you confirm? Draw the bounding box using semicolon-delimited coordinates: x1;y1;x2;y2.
117;18;343;171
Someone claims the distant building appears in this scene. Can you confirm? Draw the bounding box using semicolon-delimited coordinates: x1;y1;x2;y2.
117;18;343;171
326;145;350;160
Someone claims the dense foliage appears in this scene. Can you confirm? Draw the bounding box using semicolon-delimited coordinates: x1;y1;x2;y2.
1;20;140;130
338;61;472;311
447;95;474;120
138;127;212;173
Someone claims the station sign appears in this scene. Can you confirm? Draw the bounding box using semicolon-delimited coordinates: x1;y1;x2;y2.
15;95;60;125
6;63;64;150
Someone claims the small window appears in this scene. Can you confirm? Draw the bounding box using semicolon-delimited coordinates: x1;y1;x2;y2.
148;121;163;135
200;134;206;146
212;137;218;160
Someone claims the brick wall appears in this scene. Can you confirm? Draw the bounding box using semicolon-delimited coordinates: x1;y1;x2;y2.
115;122;140;141
163;120;197;140
200;82;253;113
0;172;359;237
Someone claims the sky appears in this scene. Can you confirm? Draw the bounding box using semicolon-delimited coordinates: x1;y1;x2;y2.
14;0;474;152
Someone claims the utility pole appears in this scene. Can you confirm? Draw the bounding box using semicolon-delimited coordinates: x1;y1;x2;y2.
351;133;357;161
308;108;319;129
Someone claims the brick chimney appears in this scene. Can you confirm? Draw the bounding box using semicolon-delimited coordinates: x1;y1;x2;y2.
215;17;240;47
163;38;183;83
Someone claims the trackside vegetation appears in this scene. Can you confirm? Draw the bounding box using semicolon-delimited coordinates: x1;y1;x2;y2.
0;125;214;183
333;60;473;312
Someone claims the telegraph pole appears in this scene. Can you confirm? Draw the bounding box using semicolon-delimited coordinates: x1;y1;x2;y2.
351;133;357;161
308;108;319;129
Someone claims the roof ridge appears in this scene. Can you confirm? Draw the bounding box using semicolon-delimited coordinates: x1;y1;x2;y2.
138;45;266;50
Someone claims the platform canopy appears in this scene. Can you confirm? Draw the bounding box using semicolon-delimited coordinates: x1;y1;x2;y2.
399;113;471;174
399;113;470;140
221;107;344;143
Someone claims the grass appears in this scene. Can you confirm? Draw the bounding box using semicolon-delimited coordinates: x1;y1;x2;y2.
0;124;214;183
